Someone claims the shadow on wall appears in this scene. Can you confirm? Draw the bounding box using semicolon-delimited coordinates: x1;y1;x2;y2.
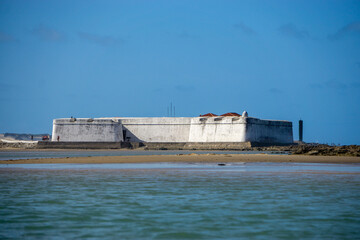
122;127;143;142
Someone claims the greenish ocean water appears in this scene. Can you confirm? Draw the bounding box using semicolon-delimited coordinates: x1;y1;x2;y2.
1;163;360;239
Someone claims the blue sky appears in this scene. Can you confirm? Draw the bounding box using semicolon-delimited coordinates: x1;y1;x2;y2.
0;0;359;144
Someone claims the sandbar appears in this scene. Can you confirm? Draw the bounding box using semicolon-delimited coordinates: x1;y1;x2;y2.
1;154;359;164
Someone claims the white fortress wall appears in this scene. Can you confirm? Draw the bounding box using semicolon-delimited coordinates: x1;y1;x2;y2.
244;118;293;143
52;118;123;142
51;115;293;144
188;117;247;142
118;117;192;142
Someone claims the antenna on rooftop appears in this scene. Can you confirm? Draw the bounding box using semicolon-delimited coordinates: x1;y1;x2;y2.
166;102;176;117
170;102;172;117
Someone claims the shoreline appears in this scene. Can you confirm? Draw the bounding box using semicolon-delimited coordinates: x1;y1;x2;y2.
1;154;360;164
1;142;360;157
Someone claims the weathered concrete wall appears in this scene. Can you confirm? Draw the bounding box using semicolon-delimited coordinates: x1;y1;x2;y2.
188;117;292;143
51;115;293;144
188;117;246;142
244;118;293;144
52;118;123;142
118;117;191;142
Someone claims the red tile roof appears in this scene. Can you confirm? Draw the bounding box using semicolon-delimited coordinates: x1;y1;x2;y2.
199;113;218;117
220;112;241;117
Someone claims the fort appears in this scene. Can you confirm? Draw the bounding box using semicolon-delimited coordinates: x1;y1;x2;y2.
50;111;293;148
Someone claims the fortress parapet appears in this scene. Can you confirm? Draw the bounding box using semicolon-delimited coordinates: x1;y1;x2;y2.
51;113;293;144
52;118;122;142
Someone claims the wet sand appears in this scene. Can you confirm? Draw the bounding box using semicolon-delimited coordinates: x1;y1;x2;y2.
1;154;359;164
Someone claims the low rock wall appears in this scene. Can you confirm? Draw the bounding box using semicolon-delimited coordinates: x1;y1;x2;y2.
37;141;146;149
38;141;122;149
36;141;254;150
144;142;252;150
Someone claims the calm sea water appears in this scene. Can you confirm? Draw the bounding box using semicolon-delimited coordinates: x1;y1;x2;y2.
1;163;360;239
0;150;285;161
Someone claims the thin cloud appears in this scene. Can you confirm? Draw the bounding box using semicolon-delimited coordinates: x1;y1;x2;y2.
165;30;197;39
0;82;19;91
328;21;360;40
233;23;256;35
78;31;124;46
269;88;283;94
177;30;197;39
0;32;16;42
152;87;164;93
278;23;309;39
350;82;360;88
324;80;347;90
174;85;195;92
31;25;65;42
0;83;19;102
309;83;323;89
153;85;195;93
309;80;359;90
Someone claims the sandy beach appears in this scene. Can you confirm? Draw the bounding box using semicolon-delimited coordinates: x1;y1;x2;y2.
1;153;359;164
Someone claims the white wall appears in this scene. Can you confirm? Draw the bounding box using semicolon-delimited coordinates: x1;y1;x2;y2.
52;118;123;142
51;116;293;144
188;117;246;142
244;118;293;143
118;117;192;142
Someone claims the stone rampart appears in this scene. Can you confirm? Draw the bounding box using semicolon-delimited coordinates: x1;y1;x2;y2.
119;117;191;142
244;118;293;144
51;116;293;144
188;117;246;142
52;118;123;142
